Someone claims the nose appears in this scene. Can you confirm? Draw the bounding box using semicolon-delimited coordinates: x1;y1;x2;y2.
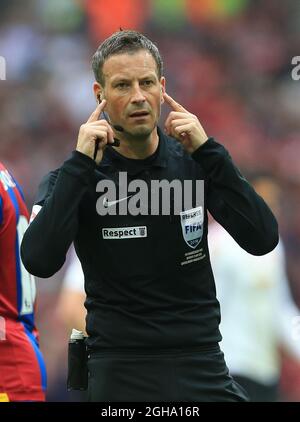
130;83;146;104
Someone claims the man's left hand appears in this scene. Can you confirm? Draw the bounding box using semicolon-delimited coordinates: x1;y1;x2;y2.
163;92;208;154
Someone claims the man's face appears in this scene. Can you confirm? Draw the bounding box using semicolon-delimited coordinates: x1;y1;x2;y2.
98;50;165;139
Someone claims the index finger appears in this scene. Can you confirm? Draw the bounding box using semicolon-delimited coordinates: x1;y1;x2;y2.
86;99;107;123
163;92;187;112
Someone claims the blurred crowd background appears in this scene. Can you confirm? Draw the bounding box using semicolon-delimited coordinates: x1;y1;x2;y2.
0;0;300;401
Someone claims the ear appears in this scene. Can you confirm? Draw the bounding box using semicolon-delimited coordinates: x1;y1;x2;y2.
93;82;103;104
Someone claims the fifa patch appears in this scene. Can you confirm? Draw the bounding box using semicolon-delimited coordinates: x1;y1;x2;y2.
102;226;147;239
180;206;203;249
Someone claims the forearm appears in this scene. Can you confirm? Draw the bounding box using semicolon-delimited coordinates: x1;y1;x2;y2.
193;138;279;255
21;151;96;277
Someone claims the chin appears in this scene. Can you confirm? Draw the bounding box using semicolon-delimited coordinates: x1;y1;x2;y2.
130;125;153;138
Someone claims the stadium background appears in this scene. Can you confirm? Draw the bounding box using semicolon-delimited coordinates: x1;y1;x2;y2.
0;0;300;401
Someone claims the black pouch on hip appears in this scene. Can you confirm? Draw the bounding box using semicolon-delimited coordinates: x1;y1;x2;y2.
67;329;88;391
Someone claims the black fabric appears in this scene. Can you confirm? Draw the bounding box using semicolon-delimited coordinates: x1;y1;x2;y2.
233;375;279;402
87;346;249;402
21;127;278;354
67;339;88;391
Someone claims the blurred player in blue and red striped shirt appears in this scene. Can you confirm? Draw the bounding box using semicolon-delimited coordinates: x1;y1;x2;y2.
0;162;46;401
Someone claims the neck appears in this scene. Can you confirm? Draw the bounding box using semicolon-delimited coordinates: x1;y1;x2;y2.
113;128;159;159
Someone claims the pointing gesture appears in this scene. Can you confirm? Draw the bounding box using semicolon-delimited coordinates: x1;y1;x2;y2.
76;99;115;164
86;99;107;123
163;92;189;113
163;92;208;154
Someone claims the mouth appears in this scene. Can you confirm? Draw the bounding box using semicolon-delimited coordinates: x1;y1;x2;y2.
129;111;150;118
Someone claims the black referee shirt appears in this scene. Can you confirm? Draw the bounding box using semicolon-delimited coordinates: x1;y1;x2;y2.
21;128;278;352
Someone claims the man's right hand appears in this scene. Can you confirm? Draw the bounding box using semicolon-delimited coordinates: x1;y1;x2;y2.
76;100;115;164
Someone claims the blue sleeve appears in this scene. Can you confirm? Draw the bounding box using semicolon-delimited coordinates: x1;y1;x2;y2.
14;179;25;201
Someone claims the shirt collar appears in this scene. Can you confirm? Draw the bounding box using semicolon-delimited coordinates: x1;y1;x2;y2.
100;127;168;176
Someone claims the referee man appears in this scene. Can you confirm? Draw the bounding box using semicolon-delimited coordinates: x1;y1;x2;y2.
21;30;278;402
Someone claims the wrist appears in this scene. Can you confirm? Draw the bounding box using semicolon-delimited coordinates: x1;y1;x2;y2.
190;136;209;154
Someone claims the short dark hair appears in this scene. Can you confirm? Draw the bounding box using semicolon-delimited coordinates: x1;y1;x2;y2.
92;30;163;85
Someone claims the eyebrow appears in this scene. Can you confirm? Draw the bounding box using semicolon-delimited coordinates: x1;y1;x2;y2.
140;75;156;80
110;73;157;84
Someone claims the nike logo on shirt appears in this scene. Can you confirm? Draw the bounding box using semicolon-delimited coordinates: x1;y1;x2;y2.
103;195;133;208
